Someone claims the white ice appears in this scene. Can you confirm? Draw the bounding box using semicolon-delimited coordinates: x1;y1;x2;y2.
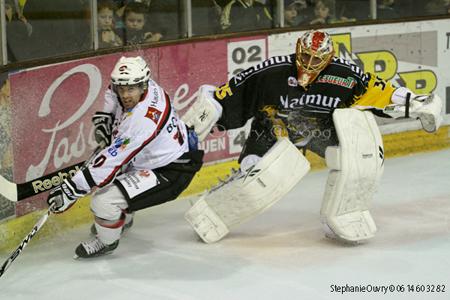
1;149;450;300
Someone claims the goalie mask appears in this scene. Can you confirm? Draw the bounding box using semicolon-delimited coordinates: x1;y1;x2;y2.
111;56;151;89
295;30;335;88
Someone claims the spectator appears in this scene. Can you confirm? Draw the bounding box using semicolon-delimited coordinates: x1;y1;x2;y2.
220;0;273;33
284;0;311;27
122;2;162;45
97;0;123;48
5;0;33;62
112;0;151;31
377;0;400;19
309;0;350;25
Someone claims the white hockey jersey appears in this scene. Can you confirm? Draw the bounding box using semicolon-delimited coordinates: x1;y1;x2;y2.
71;79;189;193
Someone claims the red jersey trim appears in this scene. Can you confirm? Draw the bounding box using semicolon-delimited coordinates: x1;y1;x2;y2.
98;93;172;187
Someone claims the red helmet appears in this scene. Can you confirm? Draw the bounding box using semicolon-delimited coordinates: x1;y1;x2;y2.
295;30;335;88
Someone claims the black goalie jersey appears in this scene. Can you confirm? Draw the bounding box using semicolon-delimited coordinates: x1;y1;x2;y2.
213;54;397;157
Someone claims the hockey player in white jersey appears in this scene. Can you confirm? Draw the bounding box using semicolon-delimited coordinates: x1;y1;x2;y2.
47;56;204;258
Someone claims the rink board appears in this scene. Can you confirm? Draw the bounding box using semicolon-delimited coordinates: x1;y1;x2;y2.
1;125;449;253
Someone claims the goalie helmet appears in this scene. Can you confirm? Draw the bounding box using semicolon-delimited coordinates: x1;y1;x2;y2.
295;30;335;88
110;56;151;88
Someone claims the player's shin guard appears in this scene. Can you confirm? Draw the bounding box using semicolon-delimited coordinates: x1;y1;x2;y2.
94;216;125;245
185;138;310;243
320;109;384;243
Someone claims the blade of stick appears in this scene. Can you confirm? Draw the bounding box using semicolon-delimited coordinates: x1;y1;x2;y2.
0;174;18;202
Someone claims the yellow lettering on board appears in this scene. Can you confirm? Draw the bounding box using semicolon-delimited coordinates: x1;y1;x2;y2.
357;51;397;81
398;70;437;94
331;33;352;57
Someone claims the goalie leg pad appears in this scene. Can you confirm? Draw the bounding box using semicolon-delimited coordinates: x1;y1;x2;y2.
181;84;223;141
185;138;310;243
185;196;230;243
321;109;384;243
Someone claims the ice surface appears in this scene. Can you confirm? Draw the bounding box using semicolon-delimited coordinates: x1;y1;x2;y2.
1;149;450;300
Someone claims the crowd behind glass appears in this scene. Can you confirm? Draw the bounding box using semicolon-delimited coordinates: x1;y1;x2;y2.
2;0;450;65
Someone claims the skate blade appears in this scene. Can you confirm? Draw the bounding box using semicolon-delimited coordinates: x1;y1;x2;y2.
73;250;115;260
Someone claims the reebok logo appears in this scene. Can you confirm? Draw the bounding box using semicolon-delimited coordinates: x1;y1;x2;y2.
200;110;208;122
242;165;261;183
31;166;81;194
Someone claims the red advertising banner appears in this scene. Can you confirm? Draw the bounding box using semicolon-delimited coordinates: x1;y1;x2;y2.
9;36;268;216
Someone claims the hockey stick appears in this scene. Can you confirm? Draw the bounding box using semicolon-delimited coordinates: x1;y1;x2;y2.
0;206;52;278
0;162;85;202
0;146;104;202
0;147;102;278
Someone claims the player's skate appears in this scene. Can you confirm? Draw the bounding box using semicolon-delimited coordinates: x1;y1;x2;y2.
90;213;134;236
74;237;119;259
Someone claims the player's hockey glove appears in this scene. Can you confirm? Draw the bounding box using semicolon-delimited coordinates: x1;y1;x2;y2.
92;112;114;148
47;180;86;213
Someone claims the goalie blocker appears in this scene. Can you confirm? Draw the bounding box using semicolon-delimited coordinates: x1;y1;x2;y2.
181;85;223;141
321;108;384;243
185;138;310;243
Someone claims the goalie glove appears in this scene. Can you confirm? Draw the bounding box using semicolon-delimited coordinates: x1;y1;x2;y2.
47;180;86;213
384;88;443;133
181;85;222;141
92;112;114;148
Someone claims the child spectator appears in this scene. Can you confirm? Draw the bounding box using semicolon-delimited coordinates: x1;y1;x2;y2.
122;2;162;45
309;0;350;25
98;0;123;48
284;0;311;27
